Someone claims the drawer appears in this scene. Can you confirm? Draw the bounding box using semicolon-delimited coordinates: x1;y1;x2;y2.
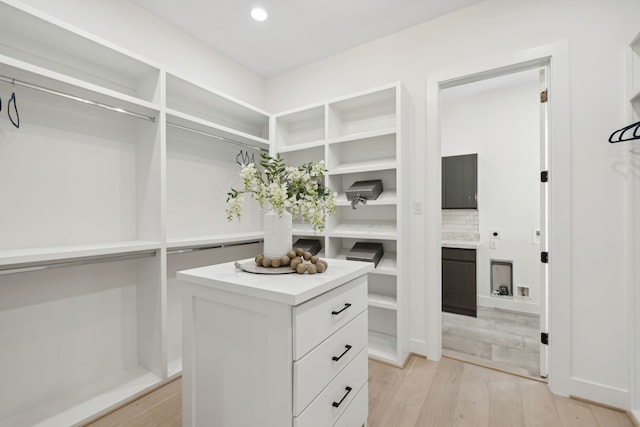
333;382;368;427
294;347;368;427
294;310;368;415
294;275;367;359
442;247;476;262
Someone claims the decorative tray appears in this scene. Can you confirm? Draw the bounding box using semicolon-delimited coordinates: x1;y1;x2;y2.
234;261;296;275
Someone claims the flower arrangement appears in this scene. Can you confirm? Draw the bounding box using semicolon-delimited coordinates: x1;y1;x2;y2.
226;154;337;232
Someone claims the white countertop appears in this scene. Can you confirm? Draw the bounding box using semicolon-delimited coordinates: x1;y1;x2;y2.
177;258;374;306
442;240;481;249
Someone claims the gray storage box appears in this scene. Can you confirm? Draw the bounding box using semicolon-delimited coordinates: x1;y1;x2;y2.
346;242;384;267
292;238;322;255
345;180;383;201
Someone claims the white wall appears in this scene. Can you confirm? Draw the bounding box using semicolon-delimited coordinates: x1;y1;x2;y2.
265;0;640;408
16;0;266;108
441;73;541;314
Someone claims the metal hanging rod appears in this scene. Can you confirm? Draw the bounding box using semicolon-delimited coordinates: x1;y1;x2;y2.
167;239;263;255
167;122;269;153
0;250;157;275
0;74;156;123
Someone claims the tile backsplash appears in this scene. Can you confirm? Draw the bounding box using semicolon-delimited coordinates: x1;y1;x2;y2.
442;210;480;241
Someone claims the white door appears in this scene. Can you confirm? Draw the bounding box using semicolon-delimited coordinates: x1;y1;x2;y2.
539;66;550;378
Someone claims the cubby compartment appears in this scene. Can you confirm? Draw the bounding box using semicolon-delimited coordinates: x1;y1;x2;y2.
166;242;262;377
0;76;161;253
327;131;396;174
328;86;396;139
368;306;398;362
327;237;397;275
328;205;397;239
328;170;397;206
368;274;398;310
166;73;269;141
166;124;264;245
274;105;325;150
0;254;162;427
279;145;325;168
0;2;160;103
292;235;325;258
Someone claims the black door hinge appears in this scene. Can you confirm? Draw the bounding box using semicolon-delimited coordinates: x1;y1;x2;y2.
540;90;548;103
541;332;549;345
541;171;548;183
541;251;549;263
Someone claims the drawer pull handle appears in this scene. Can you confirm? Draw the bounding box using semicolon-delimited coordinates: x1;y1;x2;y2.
331;303;352;315
332;386;353;408
332;344;353;361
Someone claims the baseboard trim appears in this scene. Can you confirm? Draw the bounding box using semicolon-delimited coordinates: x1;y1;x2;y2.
410;338;427;356
569;377;629;410
74;374;182;426
478;295;540;314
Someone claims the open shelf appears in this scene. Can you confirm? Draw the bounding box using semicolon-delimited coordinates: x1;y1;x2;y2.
0;254;163;426
368;293;398;310
334;249;397;276
167;232;264;252
328;85;396;139
167;109;270;150
0;2;161;103
277;139;325;153
327;127;396;145
335;189;397;206
166;73;269;140
0;241;160;270
274;104;325;149
328;159;397;175
279;145;325;168
328;134;395;175
166;124;264;241
0;77;162;252
368;331;399;365
329;220;396;239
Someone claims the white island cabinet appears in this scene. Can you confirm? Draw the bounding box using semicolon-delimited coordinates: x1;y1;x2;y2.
178;258;373;427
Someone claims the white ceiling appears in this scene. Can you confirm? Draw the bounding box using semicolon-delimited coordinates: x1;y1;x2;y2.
130;0;485;77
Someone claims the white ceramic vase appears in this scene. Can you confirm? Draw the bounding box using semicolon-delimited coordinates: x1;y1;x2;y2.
263;210;292;258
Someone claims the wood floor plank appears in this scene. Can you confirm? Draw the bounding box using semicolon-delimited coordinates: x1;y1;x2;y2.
488;370;526;427
452;363;491;427
520;375;562;427
415;357;464;427
555;395;599;427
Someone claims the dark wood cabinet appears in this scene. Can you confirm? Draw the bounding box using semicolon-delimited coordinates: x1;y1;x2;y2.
442;247;477;317
442;153;477;209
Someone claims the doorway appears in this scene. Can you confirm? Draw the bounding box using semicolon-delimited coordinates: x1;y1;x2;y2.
438;67;548;379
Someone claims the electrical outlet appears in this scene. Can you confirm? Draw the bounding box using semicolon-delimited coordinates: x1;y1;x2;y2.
490;238;498;249
489;230;501;239
413;201;423;214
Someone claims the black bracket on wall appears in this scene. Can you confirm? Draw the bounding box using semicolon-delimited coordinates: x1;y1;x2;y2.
541;332;549;345
541;251;549;264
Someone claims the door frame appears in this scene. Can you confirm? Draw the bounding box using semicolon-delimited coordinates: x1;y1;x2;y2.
424;41;571;396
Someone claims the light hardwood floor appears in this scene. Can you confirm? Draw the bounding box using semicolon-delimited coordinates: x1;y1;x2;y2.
83;356;633;427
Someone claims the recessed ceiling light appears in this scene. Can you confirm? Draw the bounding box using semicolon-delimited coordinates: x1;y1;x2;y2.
251;7;268;22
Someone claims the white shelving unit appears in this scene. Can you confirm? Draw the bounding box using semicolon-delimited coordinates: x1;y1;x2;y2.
272;83;410;367
0;2;268;425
